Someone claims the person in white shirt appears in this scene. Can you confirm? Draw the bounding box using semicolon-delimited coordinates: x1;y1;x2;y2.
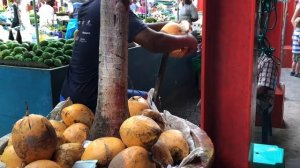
38;0;54;28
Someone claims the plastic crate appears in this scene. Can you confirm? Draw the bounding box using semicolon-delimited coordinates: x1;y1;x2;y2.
249;143;285;168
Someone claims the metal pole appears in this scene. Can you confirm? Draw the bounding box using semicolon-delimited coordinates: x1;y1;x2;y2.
32;0;40;48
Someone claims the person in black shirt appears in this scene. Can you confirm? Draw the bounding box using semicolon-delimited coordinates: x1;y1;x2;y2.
61;0;197;111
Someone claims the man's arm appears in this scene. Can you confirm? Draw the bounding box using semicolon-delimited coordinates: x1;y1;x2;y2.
146;22;168;31
133;26;197;57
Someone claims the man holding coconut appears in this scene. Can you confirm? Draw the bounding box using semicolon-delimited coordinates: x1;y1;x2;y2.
60;0;198;112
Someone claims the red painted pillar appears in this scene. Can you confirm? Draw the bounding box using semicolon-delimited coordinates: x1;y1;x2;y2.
197;0;203;11
201;0;256;167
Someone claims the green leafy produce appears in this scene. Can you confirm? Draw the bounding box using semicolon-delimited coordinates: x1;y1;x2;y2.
53;58;63;67
0;49;11;59
42;52;52;59
64;49;73;56
63;44;73;51
21;43;30;50
48;42;57;48
40;40;49;47
10;51;15;56
23;51;34;59
14;54;24;61
32;56;40;62
54;50;64;57
32;44;38;52
56;56;65;62
63;55;72;64
55;41;64;48
24;58;32;62
44;59;54;66
35;49;43;56
38;58;44;63
59;38;66;43
13;47;27;54
4;56;15;60
41;46;47;51
66;39;74;44
0;44;8;51
144;17;157;23
44;47;57;53
11;43;21;49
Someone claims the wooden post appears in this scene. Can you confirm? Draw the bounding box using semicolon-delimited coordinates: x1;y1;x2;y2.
89;0;130;139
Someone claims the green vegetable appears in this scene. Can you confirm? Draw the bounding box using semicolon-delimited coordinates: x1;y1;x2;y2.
64;49;73;56
38;58;44;63
13;47;27;54
54;50;64;57
59;38;66;43
14;54;24;61
42;52;52;59
32;44;38;51
32;56;40;62
56;56;65;62
24;58;32;62
55;41;64;48
53;58;63;67
63;55;72;64
11;43;21;49
44;59;54;66
21;43;30;50
44;47;56;53
4;56;15;60
0;44;8;51
0;49;11;59
23;51;34;59
63;44;73;51
48;42;57;48
65;39;74;44
35;49;43;56
40;40;49;47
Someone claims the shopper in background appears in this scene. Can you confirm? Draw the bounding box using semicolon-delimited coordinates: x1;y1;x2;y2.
291;17;300;77
10;0;21;28
138;0;146;14
19;0;31;30
257;53;278;144
60;0;197;112
38;0;54;28
179;0;198;24
291;0;300;76
130;0;139;13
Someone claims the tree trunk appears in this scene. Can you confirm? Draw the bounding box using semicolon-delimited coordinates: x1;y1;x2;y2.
89;0;130;140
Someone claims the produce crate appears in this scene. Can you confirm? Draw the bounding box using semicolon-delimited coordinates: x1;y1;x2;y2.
0;65;68;136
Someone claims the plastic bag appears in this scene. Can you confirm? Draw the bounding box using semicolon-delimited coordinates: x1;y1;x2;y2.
65;18;78;39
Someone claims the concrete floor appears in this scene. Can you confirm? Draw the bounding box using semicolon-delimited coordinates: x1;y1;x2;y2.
254;68;300;168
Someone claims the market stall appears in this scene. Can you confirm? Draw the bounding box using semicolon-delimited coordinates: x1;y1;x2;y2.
0;1;211;167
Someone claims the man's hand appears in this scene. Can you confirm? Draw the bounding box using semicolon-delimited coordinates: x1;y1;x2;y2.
181;33;198;57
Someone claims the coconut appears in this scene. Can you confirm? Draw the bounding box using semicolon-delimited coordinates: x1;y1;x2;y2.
24;160;61;168
158;129;189;163
81;137;126;166
61;104;94;128
119;115;161;150
53;143;84;168
63;123;89;144
11;114;57;164
108;146;156;168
